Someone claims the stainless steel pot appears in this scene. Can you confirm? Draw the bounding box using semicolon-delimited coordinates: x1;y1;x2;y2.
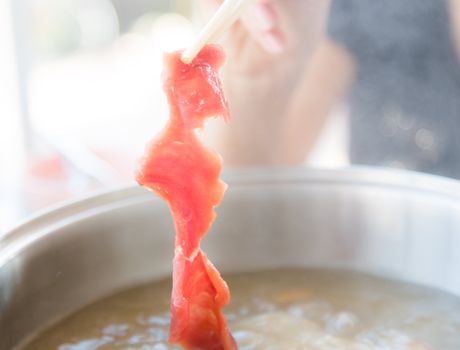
1;168;460;349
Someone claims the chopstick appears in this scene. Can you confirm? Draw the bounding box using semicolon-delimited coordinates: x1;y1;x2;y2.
181;0;255;64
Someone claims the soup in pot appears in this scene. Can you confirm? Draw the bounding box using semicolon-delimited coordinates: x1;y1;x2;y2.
22;268;460;350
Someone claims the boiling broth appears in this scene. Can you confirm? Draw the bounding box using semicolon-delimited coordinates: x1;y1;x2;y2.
22;269;460;349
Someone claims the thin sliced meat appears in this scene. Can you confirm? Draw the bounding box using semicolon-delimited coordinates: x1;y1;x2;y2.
136;45;236;350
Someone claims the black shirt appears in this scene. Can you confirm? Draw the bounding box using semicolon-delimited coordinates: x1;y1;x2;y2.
328;0;460;178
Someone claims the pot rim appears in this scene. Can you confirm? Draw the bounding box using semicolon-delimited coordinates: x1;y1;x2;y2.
1;166;460;268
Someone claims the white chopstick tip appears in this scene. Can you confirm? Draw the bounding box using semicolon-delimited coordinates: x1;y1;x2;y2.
181;50;195;65
180;0;254;65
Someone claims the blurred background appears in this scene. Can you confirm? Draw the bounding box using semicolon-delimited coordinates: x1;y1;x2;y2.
1;0;460;232
1;0;197;231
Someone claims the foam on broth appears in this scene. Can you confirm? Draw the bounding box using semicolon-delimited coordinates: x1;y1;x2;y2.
22;268;460;349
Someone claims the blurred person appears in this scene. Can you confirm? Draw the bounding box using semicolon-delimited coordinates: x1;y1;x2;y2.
202;0;460;180
322;0;460;178
198;0;332;165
